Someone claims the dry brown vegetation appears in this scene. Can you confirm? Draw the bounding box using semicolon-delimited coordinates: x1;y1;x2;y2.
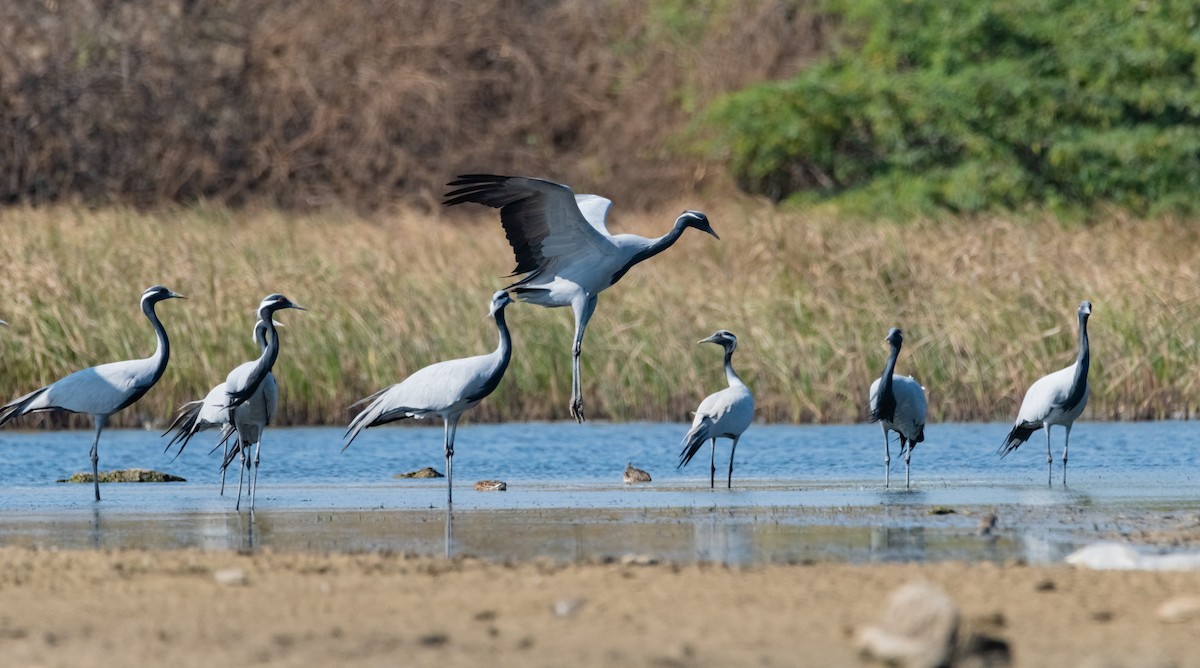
1;203;1197;427
0;0;824;210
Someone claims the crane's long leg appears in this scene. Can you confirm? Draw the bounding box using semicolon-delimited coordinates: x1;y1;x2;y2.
444;416;461;508
1062;424;1071;486
1045;425;1053;487
220;433;230;496
236;440;247;511
569;295;598;423
90;416;108;502
709;438;717;489
727;437;739;490
902;437;911;489
250;437;262;512
881;424;891;489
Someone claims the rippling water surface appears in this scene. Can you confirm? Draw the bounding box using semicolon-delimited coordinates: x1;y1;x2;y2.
1;421;1198;564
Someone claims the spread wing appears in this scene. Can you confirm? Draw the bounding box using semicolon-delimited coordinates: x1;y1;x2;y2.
444;174;616;276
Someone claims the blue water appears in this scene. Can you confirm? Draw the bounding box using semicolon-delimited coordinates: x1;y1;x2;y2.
1;421;1197;564
2;421;1199;490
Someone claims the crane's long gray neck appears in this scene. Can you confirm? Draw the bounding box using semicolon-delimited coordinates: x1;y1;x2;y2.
493;307;513;372
230;314;281;407
630;219;687;267
870;341;900;422
723;344;744;388
1062;313;1090;411
142;298;171;387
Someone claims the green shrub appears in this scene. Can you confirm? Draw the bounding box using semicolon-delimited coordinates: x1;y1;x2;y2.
707;0;1200;215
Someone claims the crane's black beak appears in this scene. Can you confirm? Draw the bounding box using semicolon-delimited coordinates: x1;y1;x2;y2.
703;223;720;240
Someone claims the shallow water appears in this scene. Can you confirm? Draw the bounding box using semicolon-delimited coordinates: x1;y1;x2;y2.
1;421;1198;564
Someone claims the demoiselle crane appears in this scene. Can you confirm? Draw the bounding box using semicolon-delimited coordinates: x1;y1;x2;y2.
343;290;515;507
678;330;754;489
221;294;305;511
868;327;927;489
162;319;278;494
0;285;185;501
444;174;718;422
1000;300;1092;485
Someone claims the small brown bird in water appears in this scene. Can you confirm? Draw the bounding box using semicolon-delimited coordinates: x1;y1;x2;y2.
624;463;652;484
474;480;507;491
977;511;999;537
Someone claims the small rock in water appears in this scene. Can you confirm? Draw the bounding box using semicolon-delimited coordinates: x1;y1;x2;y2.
620;553;659;566
856;581;959;668
394;467;444;479
927;506;955;516
1157;595;1200;623
624;463;652;484
474;480;507;491
57;469;186;483
213;568;248;587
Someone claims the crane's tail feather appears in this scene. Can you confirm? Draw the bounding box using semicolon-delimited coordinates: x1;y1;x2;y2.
348;387;388;410
207;424;236;456
342;390;414;452
912;423;926;445
0;387;50;427
677;418;714;469
162;400;205;452
219;435;243;473
999;422;1038;457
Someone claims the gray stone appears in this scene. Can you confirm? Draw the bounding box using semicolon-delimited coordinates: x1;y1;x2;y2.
57;469;185;483
393;467;444;479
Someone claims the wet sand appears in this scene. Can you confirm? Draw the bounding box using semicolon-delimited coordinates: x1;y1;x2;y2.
2;547;1199;668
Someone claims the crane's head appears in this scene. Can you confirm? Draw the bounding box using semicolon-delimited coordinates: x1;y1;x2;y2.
699;329;737;352
1078;301;1092;318
488;290;514;317
141;285;186;304
677;210;719;240
257;293;306;319
885;327;903;349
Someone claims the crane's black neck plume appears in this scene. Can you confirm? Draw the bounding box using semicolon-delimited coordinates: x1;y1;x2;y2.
493;304;513;369
227;315;281;410
141;294;171;389
871;338;900;423
722;342;744;387
1061;309;1090;412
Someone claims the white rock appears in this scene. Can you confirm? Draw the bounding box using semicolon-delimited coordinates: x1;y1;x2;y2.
1157;595;1200;623
1066;542;1200;571
856;581;959;668
213;568;248;586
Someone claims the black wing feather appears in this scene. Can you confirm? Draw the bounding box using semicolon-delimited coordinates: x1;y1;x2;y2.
444;174;555;277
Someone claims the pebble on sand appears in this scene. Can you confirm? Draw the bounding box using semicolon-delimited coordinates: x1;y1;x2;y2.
213;568;249;587
394;467;444;479
56;469;185;483
474;480;507;491
855;581;1013;668
856;582;960;668
1157;596;1200;623
623;463;651;484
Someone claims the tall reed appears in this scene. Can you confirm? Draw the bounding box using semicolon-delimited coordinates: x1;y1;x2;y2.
0;203;1196;427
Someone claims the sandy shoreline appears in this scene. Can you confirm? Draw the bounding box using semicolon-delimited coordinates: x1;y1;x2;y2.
3;547;1199;668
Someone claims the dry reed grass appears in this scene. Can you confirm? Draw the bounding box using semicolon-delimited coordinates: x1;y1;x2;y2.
1;202;1197;428
0;0;823;210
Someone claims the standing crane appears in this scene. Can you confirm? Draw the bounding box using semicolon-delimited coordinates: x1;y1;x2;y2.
343;290;515;507
678;330;754;489
162;319;278;495
1000;301;1092;485
221;294;305;511
868;327;927;489
0;286;185;501
444;174;718;422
